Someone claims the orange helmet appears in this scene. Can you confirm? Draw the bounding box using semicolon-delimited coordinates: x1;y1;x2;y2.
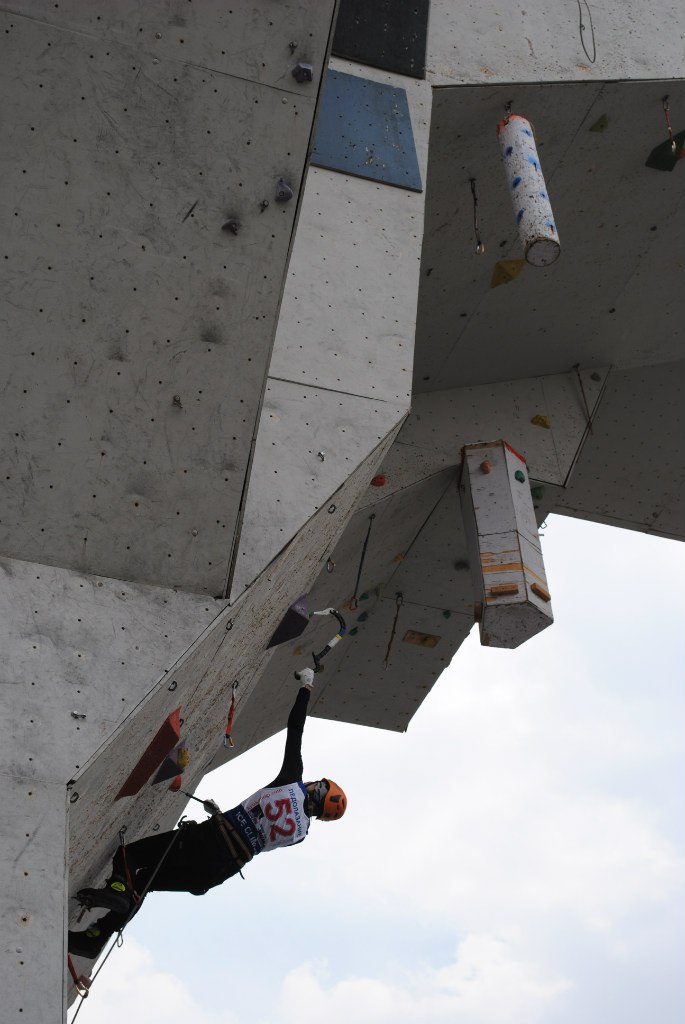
319;778;347;821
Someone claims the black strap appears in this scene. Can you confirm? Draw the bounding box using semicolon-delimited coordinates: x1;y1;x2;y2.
212;814;254;868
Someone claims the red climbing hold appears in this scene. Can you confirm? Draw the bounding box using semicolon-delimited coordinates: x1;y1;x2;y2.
115;708;182;800
371;474;386;487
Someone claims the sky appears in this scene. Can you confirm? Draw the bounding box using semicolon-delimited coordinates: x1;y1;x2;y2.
69;514;685;1024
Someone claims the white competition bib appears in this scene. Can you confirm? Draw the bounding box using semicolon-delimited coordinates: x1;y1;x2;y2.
242;782;309;852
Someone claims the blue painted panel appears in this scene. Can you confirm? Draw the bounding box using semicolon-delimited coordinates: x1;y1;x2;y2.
311;71;422;192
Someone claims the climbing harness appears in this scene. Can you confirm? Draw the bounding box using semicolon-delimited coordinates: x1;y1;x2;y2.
307;607;347;673
384;592;404;669
350;514;375;609
223;680;238;748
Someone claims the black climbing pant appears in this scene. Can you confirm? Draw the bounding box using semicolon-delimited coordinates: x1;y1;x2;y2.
90;819;245;944
114;817;244;896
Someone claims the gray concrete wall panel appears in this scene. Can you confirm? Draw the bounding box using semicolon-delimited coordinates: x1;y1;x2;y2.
1;783;68;1021
0;6;329;594
391;480;476;613
0;555;219;781
0;555;219;1016
230;381;406;598
549;361;685;540
427;0;685;85
267;166;421;402
267;58;430;403
414;81;685;391
9;0;336;93
311;595;473;730
396;369;607;490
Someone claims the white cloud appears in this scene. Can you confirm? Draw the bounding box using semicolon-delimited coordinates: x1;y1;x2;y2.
68;938;239;1024
279;934;570;1024
289;638;684;940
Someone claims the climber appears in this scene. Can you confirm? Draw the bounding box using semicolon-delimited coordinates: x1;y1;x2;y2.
68;669;346;959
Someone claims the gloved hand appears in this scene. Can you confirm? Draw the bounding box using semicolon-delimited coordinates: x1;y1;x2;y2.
294;667;315;689
203;798;222;816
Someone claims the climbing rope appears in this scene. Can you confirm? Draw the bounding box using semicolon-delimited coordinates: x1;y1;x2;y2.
70;824;185;1020
577;0;597;63
384;593;404;669
350;514;375;609
469;178;485;255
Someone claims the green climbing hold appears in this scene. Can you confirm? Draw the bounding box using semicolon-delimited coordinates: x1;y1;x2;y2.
514;470;526;483
442;610;451;619
357;612;368;622
530;485;545;501
349;627;358;636
589;113;609;133
590;372;601;382
360;592;369;601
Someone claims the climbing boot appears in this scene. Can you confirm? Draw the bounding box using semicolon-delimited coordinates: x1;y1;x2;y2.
76;878;132;914
68;925;108;959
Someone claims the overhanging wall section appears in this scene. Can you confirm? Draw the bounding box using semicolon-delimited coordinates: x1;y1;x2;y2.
230;58;431;598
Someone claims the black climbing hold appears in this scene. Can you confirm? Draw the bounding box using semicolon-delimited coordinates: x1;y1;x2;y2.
268;595;309;648
292;63;313;84
645;130;685;171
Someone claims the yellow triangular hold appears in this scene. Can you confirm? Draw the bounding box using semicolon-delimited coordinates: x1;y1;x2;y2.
490;259;526;288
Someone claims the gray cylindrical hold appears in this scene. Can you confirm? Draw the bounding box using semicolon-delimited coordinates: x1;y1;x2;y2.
497;115;560;267
275;178;294;203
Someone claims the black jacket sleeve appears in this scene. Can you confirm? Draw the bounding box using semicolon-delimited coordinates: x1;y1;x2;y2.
268;686;310;787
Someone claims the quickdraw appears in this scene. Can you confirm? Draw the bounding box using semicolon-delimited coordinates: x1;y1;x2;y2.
223;680;238;748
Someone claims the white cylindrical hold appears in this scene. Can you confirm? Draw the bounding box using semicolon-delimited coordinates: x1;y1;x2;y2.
497;115;561;267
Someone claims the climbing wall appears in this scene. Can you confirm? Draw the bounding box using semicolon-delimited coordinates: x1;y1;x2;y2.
67;432;400;916
546;361;685;538
0;1;336;596
427;0;685;84
413;79;685;391
1;2;685;1019
0;2;341;1019
230;57;432;597
0;558;222;1021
